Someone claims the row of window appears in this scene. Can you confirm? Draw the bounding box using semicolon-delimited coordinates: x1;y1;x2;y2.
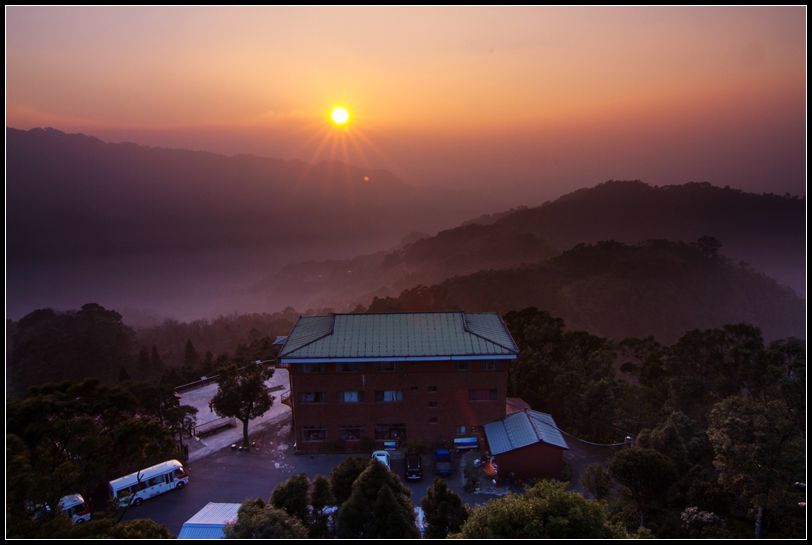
301;424;469;442
299;388;498;404
299;360;500;374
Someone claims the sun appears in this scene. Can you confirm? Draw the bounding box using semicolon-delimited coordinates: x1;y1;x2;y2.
330;106;350;126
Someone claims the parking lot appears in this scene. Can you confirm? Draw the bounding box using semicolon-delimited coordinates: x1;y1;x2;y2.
122;370;610;535
123;417;493;535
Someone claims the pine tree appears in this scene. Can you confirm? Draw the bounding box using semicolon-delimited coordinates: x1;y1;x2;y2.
336;460;417;538
150;346;164;374
183;339;200;368
270;473;311;523
137;346;150;378
421;477;468;538
366;485;420;538
329;458;369;505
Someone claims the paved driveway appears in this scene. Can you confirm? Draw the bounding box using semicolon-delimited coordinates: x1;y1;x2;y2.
182;368;291;461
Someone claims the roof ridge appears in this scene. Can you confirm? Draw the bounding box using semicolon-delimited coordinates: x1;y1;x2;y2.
524;409;545;442
463;313;519;354
279;314;336;357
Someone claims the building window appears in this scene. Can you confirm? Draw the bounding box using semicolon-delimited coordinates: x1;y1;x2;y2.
338;362;361;373
301;363;324;374
300;392;327;403
482;360;499;371
427;385;438;392
468;388;497;401
428;401;438;408
379;361;400;372
374;424;406;440
338;391;362;403
302;427;326;442
429;417;439;424
456;425;467;434
455;361;471;371
375;390;403;402
340;426;363;441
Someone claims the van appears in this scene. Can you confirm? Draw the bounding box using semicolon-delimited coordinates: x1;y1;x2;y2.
58;494;91;523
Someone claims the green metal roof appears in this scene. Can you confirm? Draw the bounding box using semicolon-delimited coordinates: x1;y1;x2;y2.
280;312;519;361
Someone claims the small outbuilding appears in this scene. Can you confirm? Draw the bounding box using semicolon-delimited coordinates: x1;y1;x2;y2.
178;502;241;539
484;409;569;479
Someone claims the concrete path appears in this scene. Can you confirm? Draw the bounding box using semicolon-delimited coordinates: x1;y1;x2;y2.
181;368;292;462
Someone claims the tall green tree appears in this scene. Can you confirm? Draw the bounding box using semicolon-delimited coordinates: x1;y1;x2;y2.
309;475;336;538
225;499;308;539
270;473;311;523
310;475;334;510
707;395;805;538
610;447;677;528
6;380;180;537
9;304;136;397
580;464;613;500
421;477;468;538
150;345;164;374
184;339;200;367
366;485;420;538
211;365;274;448
329;457;370;505
336;459;417;538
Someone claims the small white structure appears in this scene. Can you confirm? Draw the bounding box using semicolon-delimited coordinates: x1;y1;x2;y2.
178;502;241;539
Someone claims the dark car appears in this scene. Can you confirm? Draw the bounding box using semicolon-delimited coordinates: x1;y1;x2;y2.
405;453;423;481
434;449;453;477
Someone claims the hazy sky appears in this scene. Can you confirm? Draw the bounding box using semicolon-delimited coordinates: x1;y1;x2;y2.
6;6;806;198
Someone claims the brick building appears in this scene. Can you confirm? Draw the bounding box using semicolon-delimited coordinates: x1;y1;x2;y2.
484;409;569;479
278;312;519;453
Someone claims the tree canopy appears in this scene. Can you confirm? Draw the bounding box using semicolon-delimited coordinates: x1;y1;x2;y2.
461;480;623;538
211;364;274;447
225;499;308;539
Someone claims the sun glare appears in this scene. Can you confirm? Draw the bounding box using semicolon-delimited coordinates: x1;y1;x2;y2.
331;106;350;126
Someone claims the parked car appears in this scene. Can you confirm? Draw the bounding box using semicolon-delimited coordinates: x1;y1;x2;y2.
405;453;423;481
371;450;391;470
434;449;453;477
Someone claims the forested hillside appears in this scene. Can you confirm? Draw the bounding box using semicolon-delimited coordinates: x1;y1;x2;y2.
366;239;804;342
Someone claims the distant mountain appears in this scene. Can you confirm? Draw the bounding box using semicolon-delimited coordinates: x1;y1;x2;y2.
366;240;805;342
251;222;557;311
6;127;493;262
254;180;805;310
491;180;805;294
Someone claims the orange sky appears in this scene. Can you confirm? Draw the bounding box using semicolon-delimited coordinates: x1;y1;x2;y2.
6;6;807;197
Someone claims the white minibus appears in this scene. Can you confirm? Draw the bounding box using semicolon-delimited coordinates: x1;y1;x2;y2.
109;459;189;507
59;494;92;523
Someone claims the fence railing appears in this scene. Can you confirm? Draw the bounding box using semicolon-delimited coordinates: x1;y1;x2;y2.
174;361;277;394
195;416;237;437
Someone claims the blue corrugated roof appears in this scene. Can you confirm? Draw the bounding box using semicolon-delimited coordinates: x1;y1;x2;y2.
484;410;569;455
280;312;519;361
178;525;227;539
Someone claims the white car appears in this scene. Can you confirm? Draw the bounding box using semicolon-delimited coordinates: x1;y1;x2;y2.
371;450;391;470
